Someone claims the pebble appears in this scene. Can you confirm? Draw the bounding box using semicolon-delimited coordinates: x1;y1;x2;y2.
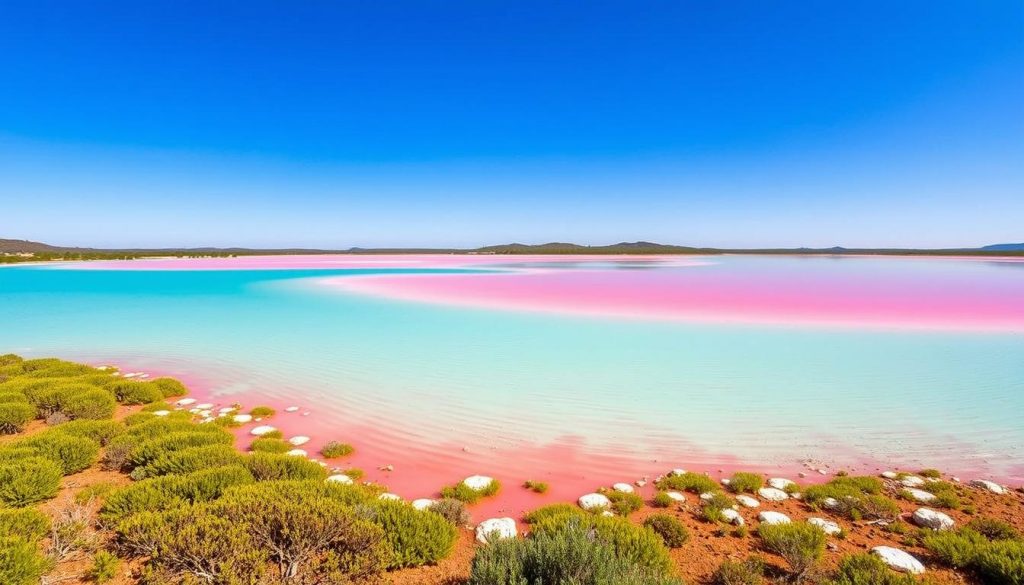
871;546;926;574
758;511;791;525
288;436;310;446
578;493;611;511
736;495;760;508
912;508;955;531
757;487;789;502
808;517;842;536
249;425;276;436
476;518;517;544
612;482;635;493
970;479;1006;495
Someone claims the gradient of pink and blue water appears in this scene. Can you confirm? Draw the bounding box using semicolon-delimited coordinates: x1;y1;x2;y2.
1;254;1022;515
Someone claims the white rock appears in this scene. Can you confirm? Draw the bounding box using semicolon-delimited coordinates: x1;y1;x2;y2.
152;410;170;417
670;468;686;476
904;488;936;503
378;493;402;501
758;511;791;525
768;478;795;490
912;508;955;531
412;498;435;511
218;407;236;413
699;492;717;502
871;546;926;574
463;475;494;491
635;479;647;488
232;414;253;423
176;398;197;406
736;495;760;508
970;479;1006;495
822;497;841;510
721;478;731;486
578;493;611;511
665;491;686;502
758;487;789;502
195;403;214;410
249;425;276;436
286;449;307;457
475;517;517;544
612;482;634;493
285;406;300;412
900;475;926;488
808;517;842;536
326;474;353;485
721;508;745;526
288;436;311;446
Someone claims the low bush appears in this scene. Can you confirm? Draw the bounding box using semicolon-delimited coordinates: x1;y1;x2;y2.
102;466;255;523
17;431;101;474
0;508;50;541
757;522;826;578
88;550;119;583
108;380;164;405
804;478;899;520
369;499;456;568
655;471;719;494
244;452;328;481
428;498;470;526
0;455;62;506
140;443;242;477
0;402;36;434
440;479;501;504
468;521;682;585
925;527;1024;584
130;429;234;467
825;553;916;585
605;489;644;516
139;401;174;413
320;441;354;458
249;437;292;453
149;378;188;398
652;491;675;508
968;517;1020;541
342;468;364;480
0;536;50;585
531;513;673;576
712;557;765;585
61;388;117;420
643;514;689;548
919;468;942;478
75;481;116;505
50;419;124;445
523;503;586;524
249;405;276;417
523;480;549;493
728;472;763;493
0;390;29;403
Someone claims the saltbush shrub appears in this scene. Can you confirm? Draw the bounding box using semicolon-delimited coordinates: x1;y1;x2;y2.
320;441;354;458
712;557;765;585
249;405;275;417
757;522;826;577
60;387;117;419
0;508;50;541
88;550;119;583
523;480;549;493
606;489;644;516
728;472;763;493
0;402;36;434
50;419;124;445
0;456;62;506
0;536;49;585
17;431;101;474
655;471;719;494
643;514;689;548
652;491;675;508
130;429;234;467
968;517;1020;541
139;444;242;477
428;498;470;526
102;466;255;523
244;452;328;481
440;478;501;504
0;354;23;367
149;378;188;398
523;503;586;524
825;553;916;585
531;513;673;576
804;478;899;520
75;481;116;505
249;437;292;453
369;499;456;568
925;527;1024;584
468;521;682;585
0;391;29;404
108;380;164;405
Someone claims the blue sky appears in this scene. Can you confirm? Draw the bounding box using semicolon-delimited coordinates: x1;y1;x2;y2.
1;1;1021;248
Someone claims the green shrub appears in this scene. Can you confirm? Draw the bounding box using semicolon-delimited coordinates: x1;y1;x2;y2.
260;429;284;439
108;380;164;405
0;508;50;541
968;517;1020;541
51;419;124;445
428;498;470;526
342;467;364;480
139;401;174;413
17;431;100;474
933;491;962;509
469;520;681;585
606;489;644;516
141;444;242;477
130;429;234;467
149;378;188;398
249;405;275;417
0;536;49;585
655;471;719;494
249;437;292;453
712;557;765;585
829;475;883;494
320;441;354;458
925;528;1024;584
0;455;62;506
0;354;23;367
244;452;327;481
531;513;673;576
61;388;116;419
523;480;549;493
728;472;763;493
75;481;116;505
825;553;916;585
440;478;501;504
804;478;899;520
919;468;942;479
523;503;586;524
652;491;675;508
88;550;119;583
101;466;254;522
757;522;826;577
0;391;29;404
369;499;456;568
643;514;689;548
0;403;36;434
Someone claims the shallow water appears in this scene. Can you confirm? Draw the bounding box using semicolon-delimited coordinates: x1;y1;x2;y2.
1;255;1022;512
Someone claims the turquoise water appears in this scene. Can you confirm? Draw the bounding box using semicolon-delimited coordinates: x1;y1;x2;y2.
1;258;1022;483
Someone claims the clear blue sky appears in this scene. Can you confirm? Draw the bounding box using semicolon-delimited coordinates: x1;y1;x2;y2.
1;1;1021;249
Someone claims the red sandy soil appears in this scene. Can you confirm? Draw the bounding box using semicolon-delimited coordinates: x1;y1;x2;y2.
11;404;1024;585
